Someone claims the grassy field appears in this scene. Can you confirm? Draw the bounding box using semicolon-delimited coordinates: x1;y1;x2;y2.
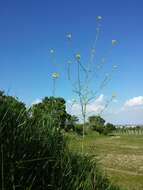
68;132;143;190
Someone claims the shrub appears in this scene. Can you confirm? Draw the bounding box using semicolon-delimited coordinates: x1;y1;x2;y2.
64;115;79;132
0;92;121;190
104;123;116;135
30;97;69;130
88;115;117;135
88;115;105;134
74;124;84;135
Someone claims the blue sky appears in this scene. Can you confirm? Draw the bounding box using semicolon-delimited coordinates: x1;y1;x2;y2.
0;0;143;124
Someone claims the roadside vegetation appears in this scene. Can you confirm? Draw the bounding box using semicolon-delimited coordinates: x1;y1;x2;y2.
0;91;121;190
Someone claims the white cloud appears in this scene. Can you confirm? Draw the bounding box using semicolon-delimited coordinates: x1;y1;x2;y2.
103;96;143;125
32;98;42;105
124;96;143;107
66;94;106;117
104;106;143;125
86;94;105;114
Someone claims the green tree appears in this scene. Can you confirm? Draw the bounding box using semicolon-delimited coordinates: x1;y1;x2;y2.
0;90;27;125
30;96;67;129
0;91;28;190
88;115;105;134
104;123;116;135
65;114;79;132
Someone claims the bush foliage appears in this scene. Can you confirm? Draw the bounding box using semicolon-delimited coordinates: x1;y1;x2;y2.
88;115;116;135
0;91;121;190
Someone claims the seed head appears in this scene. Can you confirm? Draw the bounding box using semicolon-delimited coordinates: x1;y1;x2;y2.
96;16;102;21
75;53;81;62
112;93;117;99
52;72;60;79
112;40;118;46
66;33;72;40
50;48;55;54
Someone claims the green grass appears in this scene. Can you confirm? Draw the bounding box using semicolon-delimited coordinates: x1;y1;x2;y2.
0;92;122;190
68;131;143;190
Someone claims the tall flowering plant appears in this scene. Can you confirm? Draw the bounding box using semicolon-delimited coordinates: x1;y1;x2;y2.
50;16;118;153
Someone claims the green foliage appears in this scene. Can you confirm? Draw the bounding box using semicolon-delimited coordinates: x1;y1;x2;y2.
88;115;105;134
88;115;116;135
74;124;86;135
62;154;121;190
104;123;116;135
0;92;121;190
30;96;67;129
65;115;79;132
0;92;27;135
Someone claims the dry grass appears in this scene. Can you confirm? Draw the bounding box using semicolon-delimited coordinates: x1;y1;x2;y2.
68;132;143;190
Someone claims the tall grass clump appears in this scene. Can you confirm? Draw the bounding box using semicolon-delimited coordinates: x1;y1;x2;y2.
0;91;122;190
